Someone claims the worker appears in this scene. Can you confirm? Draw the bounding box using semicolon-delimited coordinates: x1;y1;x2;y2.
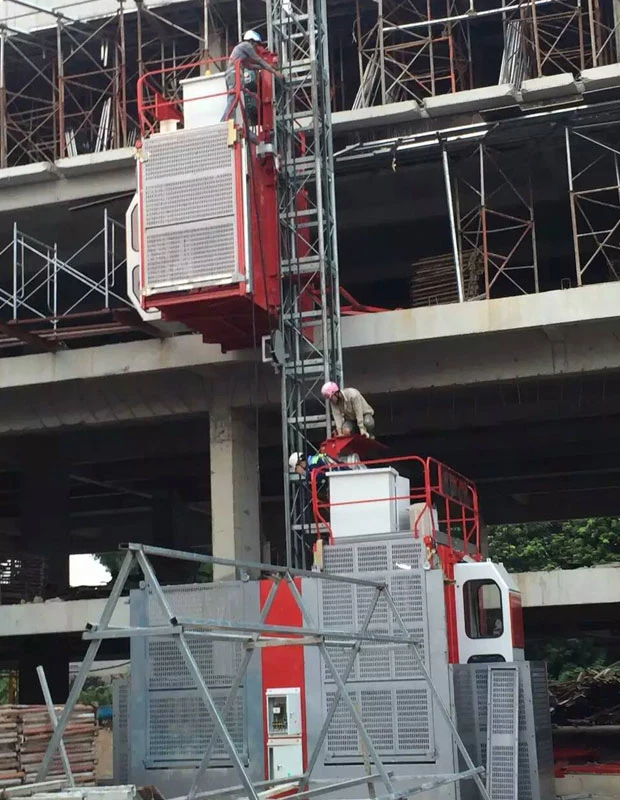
289;451;332;488
321;382;375;438
221;30;279;127
289;450;348;527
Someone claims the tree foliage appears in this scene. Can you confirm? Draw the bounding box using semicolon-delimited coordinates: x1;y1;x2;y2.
79;676;113;707
526;637;610;682
488;517;620;572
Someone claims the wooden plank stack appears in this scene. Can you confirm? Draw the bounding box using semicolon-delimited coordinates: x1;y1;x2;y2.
0;706;97;788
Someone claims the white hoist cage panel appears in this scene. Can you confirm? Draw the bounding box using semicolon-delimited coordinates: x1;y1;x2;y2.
141;124;241;294
319;537;435;762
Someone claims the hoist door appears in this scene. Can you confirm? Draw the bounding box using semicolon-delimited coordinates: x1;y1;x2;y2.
454;561;525;664
140;122;247;295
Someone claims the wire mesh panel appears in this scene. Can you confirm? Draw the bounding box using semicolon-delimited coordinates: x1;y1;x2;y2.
142;583;249;767
147;690;246;763
142;124;240;292
486;667;519;800
112;677;129;783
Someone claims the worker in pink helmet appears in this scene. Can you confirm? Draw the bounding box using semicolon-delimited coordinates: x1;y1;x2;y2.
321;382;375;438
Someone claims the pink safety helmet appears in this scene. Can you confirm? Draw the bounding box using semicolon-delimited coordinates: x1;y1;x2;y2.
321;381;340;400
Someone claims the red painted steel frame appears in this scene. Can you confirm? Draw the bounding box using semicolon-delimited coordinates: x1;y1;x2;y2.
260;579;308;779
310;454;480;556
136;56;280;351
310;454;481;663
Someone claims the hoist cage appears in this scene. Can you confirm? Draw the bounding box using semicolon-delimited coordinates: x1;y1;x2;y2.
34;542;492;800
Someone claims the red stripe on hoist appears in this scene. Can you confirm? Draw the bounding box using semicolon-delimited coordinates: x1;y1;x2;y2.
260;579;308;779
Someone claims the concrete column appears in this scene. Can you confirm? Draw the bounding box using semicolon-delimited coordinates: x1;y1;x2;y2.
21;457;70;597
210;404;261;580
150;490;198;584
19;635;70;704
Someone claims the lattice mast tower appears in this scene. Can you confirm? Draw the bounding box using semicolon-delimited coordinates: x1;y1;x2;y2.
267;0;343;568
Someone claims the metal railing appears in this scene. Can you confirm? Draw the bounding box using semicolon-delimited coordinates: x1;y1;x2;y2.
310;454;481;558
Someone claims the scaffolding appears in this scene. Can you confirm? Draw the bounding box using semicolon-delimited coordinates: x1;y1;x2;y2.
268;0;343;569
450;141;539;299
351;0;620;107
35;542;490;800
0;213;157;351
0;0;224;168
2;0;620;159
352;0;471;108
566;122;620;286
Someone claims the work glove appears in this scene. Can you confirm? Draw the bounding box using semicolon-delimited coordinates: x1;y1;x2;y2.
360;429;370;438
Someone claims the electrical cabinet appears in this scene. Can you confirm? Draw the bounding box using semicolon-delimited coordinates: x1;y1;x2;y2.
266;688;303;780
327;468;410;538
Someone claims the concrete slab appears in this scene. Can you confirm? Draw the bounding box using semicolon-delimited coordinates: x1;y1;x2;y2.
331;101;423;132
424;84;517;117
514;563;620;607
0;281;619;397
0;168;135;213
557;774;620;797
581;62;620;92
0;564;612;639
0;162;58;187
56;147;136;177
0;595;129;637
341;280;620;349
520;72;581;103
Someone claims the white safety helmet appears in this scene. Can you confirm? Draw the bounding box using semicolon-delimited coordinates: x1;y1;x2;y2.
243;29;262;43
288;452;303;470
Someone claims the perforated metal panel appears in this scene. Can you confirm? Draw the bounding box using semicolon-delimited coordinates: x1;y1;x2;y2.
323;536;424;574
320;536;433;762
451;662;555;800
112;677;129;783
486;667;519;800
325;686;431;759
142;124;241;292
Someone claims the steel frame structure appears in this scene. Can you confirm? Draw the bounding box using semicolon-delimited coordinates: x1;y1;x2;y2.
352;0;471;108
35;542;490;800
268;0;343;569
566;122;620;286
0;0;222;168
451;142;539;299
351;0;620;107
0;212;153;351
3;0;620;162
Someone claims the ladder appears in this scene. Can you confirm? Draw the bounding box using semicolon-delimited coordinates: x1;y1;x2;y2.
267;0;342;568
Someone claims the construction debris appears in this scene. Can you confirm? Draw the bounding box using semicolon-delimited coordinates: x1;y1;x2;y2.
0;707;97;788
551;664;620;726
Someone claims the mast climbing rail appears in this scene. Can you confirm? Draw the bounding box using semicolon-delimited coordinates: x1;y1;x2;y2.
267;0;343;570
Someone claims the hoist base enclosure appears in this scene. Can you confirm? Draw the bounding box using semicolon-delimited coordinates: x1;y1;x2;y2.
115;536;554;800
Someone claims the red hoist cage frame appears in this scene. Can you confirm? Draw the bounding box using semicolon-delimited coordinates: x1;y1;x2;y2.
134;55;281;351
310;453;482;663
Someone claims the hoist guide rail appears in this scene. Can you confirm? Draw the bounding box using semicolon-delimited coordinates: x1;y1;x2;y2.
35;542;490;800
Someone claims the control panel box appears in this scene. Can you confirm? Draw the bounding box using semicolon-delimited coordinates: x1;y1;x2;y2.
266;687;302;738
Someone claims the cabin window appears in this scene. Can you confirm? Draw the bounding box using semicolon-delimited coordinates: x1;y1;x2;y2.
463;579;503;639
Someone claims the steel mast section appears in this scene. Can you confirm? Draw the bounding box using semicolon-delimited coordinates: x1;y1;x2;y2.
267;0;343;568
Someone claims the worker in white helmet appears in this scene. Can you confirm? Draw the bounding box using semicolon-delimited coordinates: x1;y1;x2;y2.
321;382;375;438
221;30;280;126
